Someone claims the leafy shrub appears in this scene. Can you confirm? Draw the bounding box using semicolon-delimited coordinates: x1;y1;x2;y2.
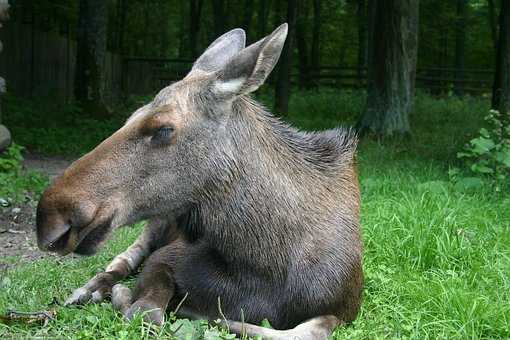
0;143;24;174
0;143;47;202
457;109;510;188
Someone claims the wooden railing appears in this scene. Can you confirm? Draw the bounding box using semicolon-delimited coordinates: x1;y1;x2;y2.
290;66;494;94
121;57;495;96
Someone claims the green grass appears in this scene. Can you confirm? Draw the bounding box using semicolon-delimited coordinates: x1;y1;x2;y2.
1;225;233;339
0;144;47;202
1;90;509;339
338;148;510;339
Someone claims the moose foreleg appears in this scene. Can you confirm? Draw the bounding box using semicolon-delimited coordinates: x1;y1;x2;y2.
111;241;186;325
65;219;176;305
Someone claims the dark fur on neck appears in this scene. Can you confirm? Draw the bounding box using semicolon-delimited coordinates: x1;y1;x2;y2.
179;97;359;283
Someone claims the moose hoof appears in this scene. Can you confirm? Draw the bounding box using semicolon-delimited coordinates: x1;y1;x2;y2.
125;299;165;326
65;272;117;305
111;283;132;313
64;287;91;305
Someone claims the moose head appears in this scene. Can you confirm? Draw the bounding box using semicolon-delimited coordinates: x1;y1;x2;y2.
36;24;289;256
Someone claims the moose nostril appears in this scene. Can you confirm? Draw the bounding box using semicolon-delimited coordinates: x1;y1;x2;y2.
37;223;71;251
46;228;72;251
36;184;98;253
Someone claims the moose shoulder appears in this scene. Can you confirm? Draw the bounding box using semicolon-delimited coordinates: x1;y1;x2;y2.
36;24;363;339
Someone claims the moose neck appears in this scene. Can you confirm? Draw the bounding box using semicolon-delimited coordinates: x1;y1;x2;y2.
189;97;342;280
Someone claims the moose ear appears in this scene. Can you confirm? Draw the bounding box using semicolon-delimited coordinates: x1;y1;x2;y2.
213;23;288;96
191;28;246;73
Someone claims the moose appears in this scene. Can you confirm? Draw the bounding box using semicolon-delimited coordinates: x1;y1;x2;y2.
36;24;363;339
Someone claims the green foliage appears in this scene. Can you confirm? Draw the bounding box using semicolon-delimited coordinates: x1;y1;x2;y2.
419;0;494;69
0;144;48;202
2;94;125;156
10;0;497;71
259;319;272;329
0;143;24;174
457;109;510;187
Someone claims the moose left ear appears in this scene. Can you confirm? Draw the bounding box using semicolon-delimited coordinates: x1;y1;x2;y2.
191;28;246;74
213;23;288;97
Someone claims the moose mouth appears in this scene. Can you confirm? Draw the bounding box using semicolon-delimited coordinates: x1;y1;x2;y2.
74;221;113;255
47;218;114;256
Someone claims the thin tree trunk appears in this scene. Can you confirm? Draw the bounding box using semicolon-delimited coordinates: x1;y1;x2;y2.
241;0;254;37
179;1;188;58
441;24;448;93
212;0;226;37
310;0;321;73
454;0;468;96
273;0;283;29
488;0;498;51
492;0;510;113
296;0;309;88
75;0;109;116
338;15;350;67
0;0;8;127
357;0;367;86
189;0;203;58
275;0;297;116
357;0;420;137
142;3;150;55
118;0;127;55
268;0;283;86
257;0;271;36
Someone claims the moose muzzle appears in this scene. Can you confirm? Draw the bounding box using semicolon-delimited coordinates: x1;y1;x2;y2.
36;180;99;255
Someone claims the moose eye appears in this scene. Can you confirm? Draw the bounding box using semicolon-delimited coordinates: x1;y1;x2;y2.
152;126;174;144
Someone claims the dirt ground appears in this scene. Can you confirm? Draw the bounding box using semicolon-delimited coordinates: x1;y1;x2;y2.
0;154;74;270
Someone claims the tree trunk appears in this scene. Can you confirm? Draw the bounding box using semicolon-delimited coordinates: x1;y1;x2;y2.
357;0;420;137
179;1;188;58
189;0;203;58
212;0;226;37
241;0;255;37
487;0;498;51
337;11;351;68
0;0;8;127
74;0;109;116
310;0;321;73
492;0;510;113
142;3;150;54
296;0;309;88
257;0;271;37
454;0;468;96
357;0;367;86
275;0;297;116
117;0;127;55
441;20;448;94
273;0;283;29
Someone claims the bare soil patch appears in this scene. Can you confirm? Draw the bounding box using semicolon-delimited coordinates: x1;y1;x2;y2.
0;154;74;270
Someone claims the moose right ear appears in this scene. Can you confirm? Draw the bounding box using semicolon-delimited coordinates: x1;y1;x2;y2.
191;28;246;73
213;23;288;97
